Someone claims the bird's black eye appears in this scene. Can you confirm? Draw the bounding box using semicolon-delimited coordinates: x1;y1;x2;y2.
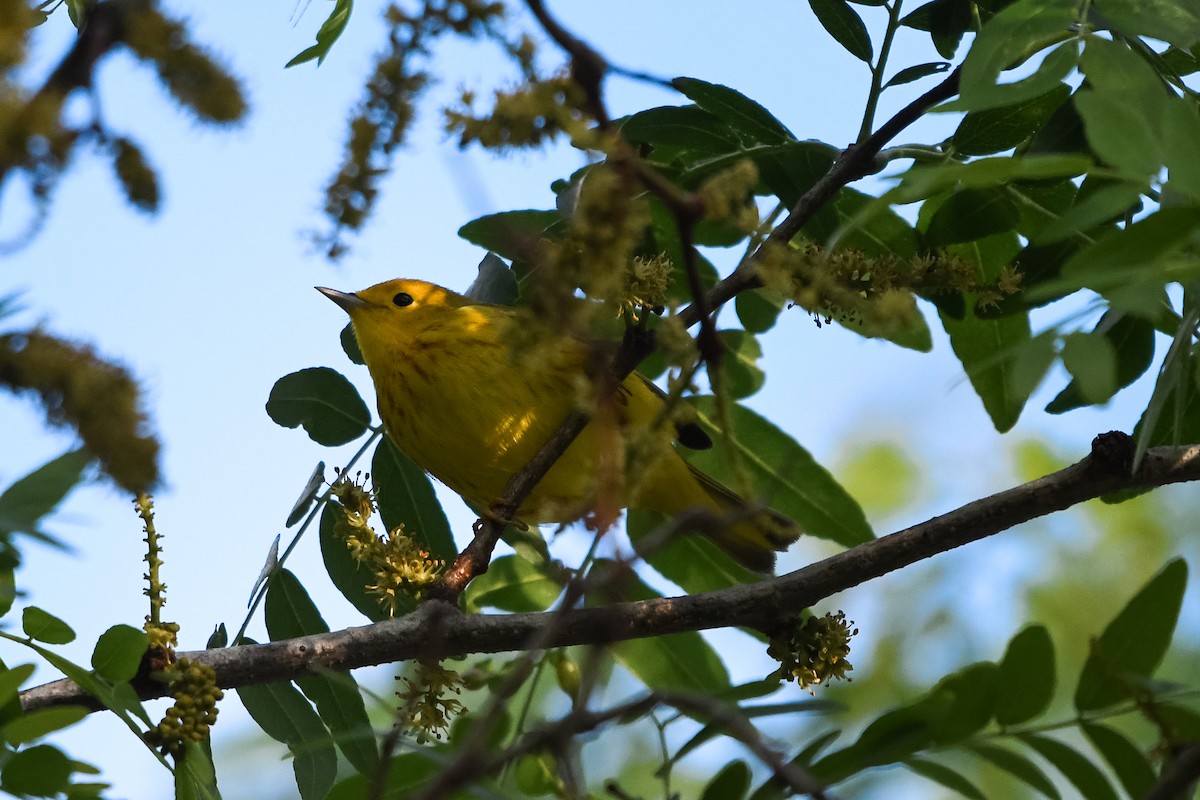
392;292;414;307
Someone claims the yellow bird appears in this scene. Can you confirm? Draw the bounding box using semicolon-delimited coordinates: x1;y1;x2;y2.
318;278;799;571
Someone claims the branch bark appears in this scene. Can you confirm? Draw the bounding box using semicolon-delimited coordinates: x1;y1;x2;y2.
22;435;1200;712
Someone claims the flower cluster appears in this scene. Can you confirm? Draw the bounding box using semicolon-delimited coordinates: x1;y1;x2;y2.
144;659;224;756
768;611;857;692
396;661;468;745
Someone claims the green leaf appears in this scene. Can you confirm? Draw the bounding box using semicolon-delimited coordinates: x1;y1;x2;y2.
1059;331;1117;405
808;0;873;62
238;681;338;800
718;330;765;399
175;740;221;800
266;367;371;446
701;760;752;800
672;78;795;146
327;754;440;800
627;508;761;594
21;607;74;645
0;567;16;619
370;438;455;562
286;462;327;528
925;187;1021;246
995;625;1055;726
685;397;873;547
0;664;35;716
319;503;389;622
1080;722;1156;799
811;703;937;782
901;0;972;58
1075;558;1187;712
621;105;742;152
926;662;999;743
264;570;379;777
586;560;730;693
90;625;147;683
1020;734;1119;800
0;449;91;536
884;61;952;88
735;288;788;334
968;743;1061;799
753;141;838;207
905;758;986;799
1092;0;1200;49
956;0;1081;111
1;744;71;796
463;555;566;612
3;705;89;745
339;323;364;365
458;210;560;262
286;0;352;67
952;84;1070;156
940;304;1033;433
1047;312;1155;413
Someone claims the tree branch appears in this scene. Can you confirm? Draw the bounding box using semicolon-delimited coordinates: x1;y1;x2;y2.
23;434;1200;712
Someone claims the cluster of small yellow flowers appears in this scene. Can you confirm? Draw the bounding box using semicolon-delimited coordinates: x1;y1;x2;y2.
331;473;443;615
144;659;224;756
976;263;1024;310
0;331;159;494
698;159;761;235
396;661;467;745
145;621;180;651
445;75;593;151
617;253;673;319
768;611;857;692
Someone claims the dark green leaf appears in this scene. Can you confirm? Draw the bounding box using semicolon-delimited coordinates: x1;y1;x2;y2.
1026;92;1089;156
264;570;379;776
21;607;74;645
926;662;999;743
969;743;1061;799
327;754;439;800
90;625;147;683
286;463;326;528
0;568;15;619
905;758;986;799
0;664;36;715
953;84;1070;156
286;0;352;67
339;323;364;365
925;188;1020;246
995;625;1055;726
672;78;795;146
735;288;788;334
266;367;371;446
465;253;519;305
0;450;90;536
940;300;1033;433
901;0;972;58
319;503;389;622
370;438;455;562
753;141;838;208
1;744;71;796
808;0;874;62
1081;722;1156;799
811;703;937;782
1161;45;1200;76
1047;312;1155;413
884;61;952;88
463;555;566;612
207;624;228;649
585;560;730;693
701;760;752;800
3;706;89;745
1020;734;1119;800
718;330;765;399
621;105;742;152
457;210;560;262
1075;559;1187;711
627;508;761;594
238;681;338;800
175;740;220;800
685;397;874;546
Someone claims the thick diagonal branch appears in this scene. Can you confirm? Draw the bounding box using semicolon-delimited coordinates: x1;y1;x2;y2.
22;435;1200;712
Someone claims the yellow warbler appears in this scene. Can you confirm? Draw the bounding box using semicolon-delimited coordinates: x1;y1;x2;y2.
318;278;799;571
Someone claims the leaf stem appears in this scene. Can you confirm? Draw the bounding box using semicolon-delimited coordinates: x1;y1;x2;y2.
857;0;905;143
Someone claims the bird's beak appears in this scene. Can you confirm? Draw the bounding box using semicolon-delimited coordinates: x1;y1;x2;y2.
316;287;368;313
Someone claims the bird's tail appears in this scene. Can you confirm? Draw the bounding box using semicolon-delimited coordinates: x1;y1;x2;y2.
687;464;801;573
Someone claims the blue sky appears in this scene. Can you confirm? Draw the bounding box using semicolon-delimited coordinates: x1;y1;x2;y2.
3;1;1186;796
